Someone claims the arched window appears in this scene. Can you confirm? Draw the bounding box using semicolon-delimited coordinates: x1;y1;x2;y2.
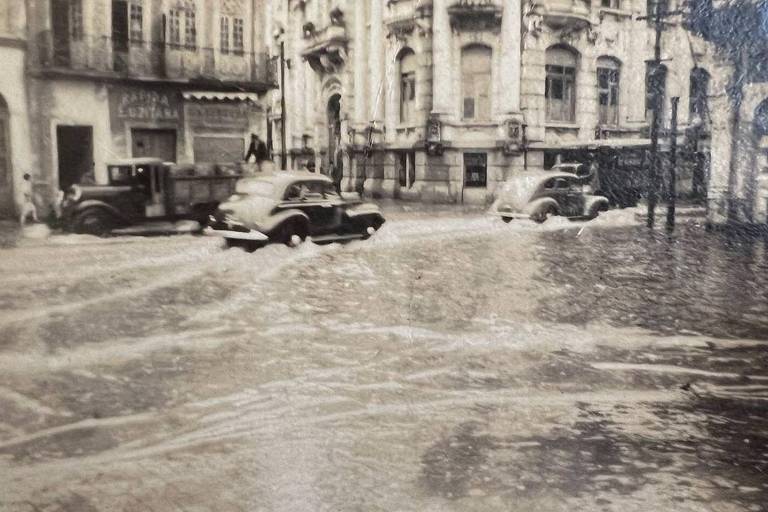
461;45;492;121
597;57;621;126
399;49;417;123
546;46;578;123
689;67;710;123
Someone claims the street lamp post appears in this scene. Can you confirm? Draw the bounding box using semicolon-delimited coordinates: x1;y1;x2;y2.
279;40;287;170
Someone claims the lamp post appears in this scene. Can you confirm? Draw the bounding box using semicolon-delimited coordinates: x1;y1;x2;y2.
279;39;287;170
667;96;679;230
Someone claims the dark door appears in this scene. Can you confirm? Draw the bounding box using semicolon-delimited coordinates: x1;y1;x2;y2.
112;0;129;71
57;126;93;191
51;0;70;66
131;129;177;163
0;99;13;217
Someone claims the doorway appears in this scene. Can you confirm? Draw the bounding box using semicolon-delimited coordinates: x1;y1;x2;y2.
57;125;93;191
131;129;177;162
327;94;342;180
0;96;12;217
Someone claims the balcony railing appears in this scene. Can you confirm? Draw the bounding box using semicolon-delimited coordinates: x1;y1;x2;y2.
33;31;275;89
447;0;503;29
530;0;592;30
301;24;349;74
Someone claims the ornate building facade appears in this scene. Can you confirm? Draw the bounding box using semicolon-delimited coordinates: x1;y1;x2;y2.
267;0;718;204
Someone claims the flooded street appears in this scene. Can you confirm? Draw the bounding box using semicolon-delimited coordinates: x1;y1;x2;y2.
0;211;767;511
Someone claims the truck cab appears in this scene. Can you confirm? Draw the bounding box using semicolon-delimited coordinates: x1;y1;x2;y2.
60;158;243;236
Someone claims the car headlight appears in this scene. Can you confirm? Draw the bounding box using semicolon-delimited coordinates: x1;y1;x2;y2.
67;185;82;202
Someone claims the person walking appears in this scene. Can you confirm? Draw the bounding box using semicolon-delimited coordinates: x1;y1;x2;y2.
19;173;38;226
244;133;269;170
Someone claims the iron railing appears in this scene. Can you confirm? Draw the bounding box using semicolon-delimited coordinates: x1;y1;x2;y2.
34;30;275;87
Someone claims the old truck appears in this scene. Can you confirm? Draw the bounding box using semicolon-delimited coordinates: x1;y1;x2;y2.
60;158;244;236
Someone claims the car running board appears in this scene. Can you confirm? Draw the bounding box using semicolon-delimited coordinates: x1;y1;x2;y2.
309;233;367;244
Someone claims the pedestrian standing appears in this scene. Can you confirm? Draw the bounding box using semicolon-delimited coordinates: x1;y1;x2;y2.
19;173;38;226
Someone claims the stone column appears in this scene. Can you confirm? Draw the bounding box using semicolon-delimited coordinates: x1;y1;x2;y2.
431;0;451;116
500;0;521;114
354;1;368;128
369;0;384;123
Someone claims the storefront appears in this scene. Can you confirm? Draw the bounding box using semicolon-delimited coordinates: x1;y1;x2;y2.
182;91;266;164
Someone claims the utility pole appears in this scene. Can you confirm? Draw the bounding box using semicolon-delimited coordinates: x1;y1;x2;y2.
279;40;287;170
646;0;664;228
667;96;679;230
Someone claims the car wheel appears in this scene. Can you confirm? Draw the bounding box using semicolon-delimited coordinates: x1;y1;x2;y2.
74;209;114;236
533;206;557;224
278;218;308;247
587;203;609;220
501;217;513;224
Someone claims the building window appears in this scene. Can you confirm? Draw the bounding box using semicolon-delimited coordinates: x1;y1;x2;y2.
129;3;143;43
70;0;84;41
461;45;492;121
646;0;669;23
602;0;620;8
545;46;578;123
597;57;620;126
464;153;487;188
220;16;230;53
645;62;667;121
169;9;181;46
233;18;244;54
689;67;710;123
399;49;416;123
185;9;196;49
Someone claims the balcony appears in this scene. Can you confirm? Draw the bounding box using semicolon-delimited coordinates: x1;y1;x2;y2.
33;31;275;91
447;0;503;30
530;0;592;31
301;24;349;74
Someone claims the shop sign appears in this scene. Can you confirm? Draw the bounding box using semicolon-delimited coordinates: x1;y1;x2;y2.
186;102;252;130
110;88;180;123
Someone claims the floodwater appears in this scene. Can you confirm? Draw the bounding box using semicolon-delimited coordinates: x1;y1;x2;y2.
0;210;766;511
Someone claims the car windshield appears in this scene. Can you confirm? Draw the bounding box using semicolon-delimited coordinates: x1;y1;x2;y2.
235;179;275;197
284;180;337;201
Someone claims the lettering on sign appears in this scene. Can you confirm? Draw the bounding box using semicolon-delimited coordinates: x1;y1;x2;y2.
114;90;180;121
187;102;252;129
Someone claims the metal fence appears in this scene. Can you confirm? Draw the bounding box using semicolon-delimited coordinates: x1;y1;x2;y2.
34;30;275;86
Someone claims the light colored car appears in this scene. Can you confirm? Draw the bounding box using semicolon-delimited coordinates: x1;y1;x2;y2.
489;171;610;223
204;172;385;250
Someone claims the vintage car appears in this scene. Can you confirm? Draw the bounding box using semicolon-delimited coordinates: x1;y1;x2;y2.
205;172;385;249
489;171;610;223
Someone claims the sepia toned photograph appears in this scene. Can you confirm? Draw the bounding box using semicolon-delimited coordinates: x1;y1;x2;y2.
0;0;767;510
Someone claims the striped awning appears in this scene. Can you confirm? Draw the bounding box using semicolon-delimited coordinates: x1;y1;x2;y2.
182;91;260;102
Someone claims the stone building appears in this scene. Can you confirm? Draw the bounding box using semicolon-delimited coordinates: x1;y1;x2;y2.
21;0;275;215
0;3;34;217
266;0;718;204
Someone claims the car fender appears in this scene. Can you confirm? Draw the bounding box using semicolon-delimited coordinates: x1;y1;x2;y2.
584;195;609;214
344;203;384;221
68;200;125;222
259;209;309;234
524;197;559;217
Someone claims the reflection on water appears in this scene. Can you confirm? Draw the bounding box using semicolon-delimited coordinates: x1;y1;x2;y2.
535;224;768;340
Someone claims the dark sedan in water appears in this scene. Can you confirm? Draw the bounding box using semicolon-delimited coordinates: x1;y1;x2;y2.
205;172;385;250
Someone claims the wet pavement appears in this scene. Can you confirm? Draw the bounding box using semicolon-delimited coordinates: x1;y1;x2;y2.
0;209;766;511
